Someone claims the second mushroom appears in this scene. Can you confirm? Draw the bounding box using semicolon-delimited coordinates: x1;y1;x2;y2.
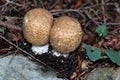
50;16;83;57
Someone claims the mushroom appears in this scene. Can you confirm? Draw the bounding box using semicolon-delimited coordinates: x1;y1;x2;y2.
23;8;53;55
50;16;83;57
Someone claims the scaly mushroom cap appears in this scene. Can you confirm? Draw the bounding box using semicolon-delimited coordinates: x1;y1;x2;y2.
23;8;53;45
50;16;83;53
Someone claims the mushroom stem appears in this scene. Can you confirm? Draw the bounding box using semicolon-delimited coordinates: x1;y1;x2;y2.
52;50;69;57
31;44;49;55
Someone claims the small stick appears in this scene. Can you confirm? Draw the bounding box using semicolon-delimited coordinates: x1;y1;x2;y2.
97;22;120;25
0;20;22;31
50;3;117;14
0;35;46;66
83;10;99;26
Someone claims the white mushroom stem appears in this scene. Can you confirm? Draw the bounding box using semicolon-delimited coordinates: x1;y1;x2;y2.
31;44;49;55
52;50;69;57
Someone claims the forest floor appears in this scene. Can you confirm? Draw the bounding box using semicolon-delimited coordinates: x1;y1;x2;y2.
0;0;120;80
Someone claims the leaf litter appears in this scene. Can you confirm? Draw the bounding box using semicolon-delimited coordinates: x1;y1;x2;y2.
0;0;120;80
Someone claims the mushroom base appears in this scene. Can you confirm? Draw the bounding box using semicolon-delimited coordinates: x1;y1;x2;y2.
52;50;69;57
31;44;49;55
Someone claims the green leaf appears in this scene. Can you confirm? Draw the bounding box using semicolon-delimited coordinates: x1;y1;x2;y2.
105;50;120;66
96;24;107;37
85;45;101;61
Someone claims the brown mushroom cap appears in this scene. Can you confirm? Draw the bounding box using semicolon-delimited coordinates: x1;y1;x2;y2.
50;16;83;53
23;8;53;45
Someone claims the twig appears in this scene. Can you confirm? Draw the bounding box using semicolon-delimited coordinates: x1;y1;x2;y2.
50;9;79;15
33;0;37;7
8;0;25;7
0;20;22;31
101;0;106;25
80;2;117;10
49;0;59;9
83;10;99;26
0;0;25;7
0;35;46;66
108;27;120;34
50;2;118;15
97;22;120;25
8;49;19;64
36;0;45;8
